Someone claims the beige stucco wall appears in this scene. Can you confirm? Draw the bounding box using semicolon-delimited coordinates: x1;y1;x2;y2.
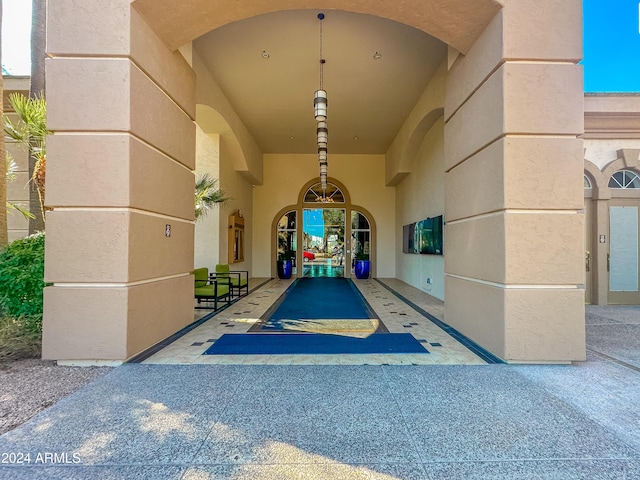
218;139;254;274
192;50;263;186
133;0;500;54
583;95;640;169
583;95;640;306
388;58;447;299
585;139;640;170
584;93;640;170
252;154;395;278
443;0;585;362
194;128;221;270
386;62;446;185
395;118;446;300
192;51;257;275
43;2;197;362
41;0;588;363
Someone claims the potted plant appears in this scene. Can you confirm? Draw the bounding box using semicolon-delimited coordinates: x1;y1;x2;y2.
354;251;370;279
277;249;295;279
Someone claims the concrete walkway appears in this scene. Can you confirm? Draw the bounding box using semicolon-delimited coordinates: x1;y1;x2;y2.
0;305;638;479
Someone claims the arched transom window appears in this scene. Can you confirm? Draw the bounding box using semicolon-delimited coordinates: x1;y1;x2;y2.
609;170;640;189
304;183;345;203
584;175;592;189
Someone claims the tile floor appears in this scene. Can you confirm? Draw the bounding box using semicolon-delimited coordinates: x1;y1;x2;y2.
142;278;488;365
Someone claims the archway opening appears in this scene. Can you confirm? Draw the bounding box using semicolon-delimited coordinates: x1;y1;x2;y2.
273;179;376;279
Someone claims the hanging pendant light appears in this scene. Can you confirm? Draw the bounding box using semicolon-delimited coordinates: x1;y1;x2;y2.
314;89;327;122
317;121;328;148
318;147;327;163
314;13;329;200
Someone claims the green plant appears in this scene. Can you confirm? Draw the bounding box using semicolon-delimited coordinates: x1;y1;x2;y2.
355;251;369;261
195;174;229;220
278;249;294;261
0;316;41;362
5;156;34;220
3;93;50;223
0;232;47;324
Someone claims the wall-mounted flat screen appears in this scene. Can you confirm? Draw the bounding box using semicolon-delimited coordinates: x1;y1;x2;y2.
402;223;415;253
403;215;443;255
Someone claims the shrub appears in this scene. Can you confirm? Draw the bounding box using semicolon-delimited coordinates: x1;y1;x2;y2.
0;232;46;330
0;316;41;361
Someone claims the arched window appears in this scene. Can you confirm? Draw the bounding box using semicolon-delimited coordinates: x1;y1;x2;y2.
584;175;592;189
304;183;345;203
609;170;640;189
277;210;297;274
350;210;371;274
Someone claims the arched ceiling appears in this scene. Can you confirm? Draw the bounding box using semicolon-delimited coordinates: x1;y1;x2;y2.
132;2;501;154
194;10;447;154
133;0;501;54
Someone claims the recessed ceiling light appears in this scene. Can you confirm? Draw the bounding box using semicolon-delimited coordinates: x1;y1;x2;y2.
353;135;359;140
290;135;295;140
262;50;270;59
373;51;382;60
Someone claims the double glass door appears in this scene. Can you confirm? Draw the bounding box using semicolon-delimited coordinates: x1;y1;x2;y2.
276;207;373;279
303;209;345;278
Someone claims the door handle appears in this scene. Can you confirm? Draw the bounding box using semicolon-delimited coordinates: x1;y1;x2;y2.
607;253;610;272
585;251;590;272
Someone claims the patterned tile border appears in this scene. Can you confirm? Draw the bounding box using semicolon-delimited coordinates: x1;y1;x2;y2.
140;277;494;366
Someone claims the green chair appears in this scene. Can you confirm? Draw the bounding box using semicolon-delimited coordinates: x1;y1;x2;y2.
194;267;231;310
215;264;249;297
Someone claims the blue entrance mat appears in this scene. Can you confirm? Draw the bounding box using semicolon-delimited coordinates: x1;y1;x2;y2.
269;278;372;320
203;333;429;355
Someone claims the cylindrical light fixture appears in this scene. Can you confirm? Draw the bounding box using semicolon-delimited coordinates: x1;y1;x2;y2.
318;147;327;164
314;90;327;122
317;121;328;148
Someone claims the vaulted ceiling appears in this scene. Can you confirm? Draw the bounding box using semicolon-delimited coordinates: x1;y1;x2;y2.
193;10;447;154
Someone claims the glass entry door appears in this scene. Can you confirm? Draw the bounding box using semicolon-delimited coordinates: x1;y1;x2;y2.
277;211;297;276
609;204;640;304
303;208;345;277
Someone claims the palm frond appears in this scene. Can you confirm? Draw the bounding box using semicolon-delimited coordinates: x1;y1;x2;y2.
195;174;230;220
3;93;50;225
5;154;18;183
7;201;35;220
3;93;51;159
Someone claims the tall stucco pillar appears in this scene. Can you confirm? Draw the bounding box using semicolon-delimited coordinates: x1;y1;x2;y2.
42;1;197;362
444;0;585;362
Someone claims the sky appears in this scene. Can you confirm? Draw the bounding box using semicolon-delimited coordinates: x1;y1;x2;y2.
1;0;31;75
582;0;640;92
1;0;640;92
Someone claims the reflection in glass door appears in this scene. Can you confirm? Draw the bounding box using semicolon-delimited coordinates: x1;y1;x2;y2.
608;205;640;304
350;211;371;275
277;211;297;276
303;208;345;277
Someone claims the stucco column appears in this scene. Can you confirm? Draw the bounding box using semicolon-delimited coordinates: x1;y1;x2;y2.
42;1;197;362
444;0;585;362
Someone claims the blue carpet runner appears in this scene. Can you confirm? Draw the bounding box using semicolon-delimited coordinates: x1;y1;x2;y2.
269;277;371;320
203;333;429;355
204;278;429;355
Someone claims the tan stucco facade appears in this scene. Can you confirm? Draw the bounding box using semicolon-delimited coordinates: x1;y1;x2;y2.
39;0;589;363
583;94;640;306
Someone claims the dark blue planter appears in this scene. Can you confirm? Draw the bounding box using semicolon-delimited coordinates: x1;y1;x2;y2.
354;260;370;279
277;260;292;279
